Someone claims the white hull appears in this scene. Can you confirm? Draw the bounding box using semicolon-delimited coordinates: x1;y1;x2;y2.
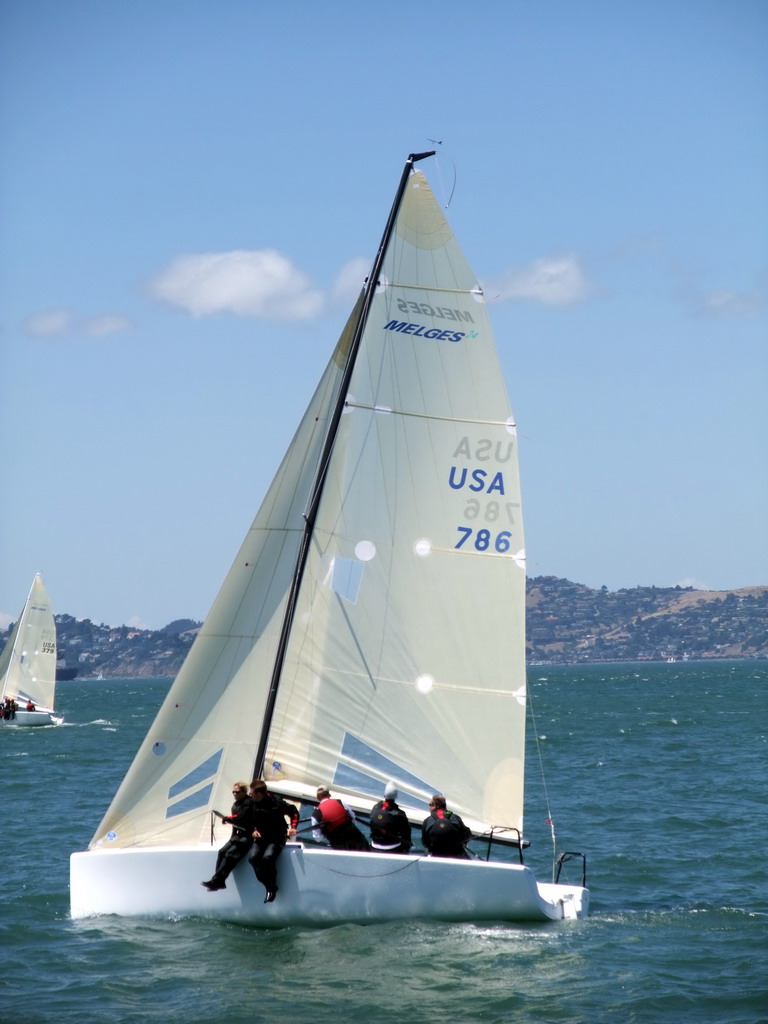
70;844;589;925
0;708;62;727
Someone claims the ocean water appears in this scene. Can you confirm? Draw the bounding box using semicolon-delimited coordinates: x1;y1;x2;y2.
2;661;766;1024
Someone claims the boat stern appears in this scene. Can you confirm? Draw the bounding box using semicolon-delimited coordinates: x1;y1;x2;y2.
537;881;590;919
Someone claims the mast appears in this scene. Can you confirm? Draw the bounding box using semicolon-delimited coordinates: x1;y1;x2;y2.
252;151;435;780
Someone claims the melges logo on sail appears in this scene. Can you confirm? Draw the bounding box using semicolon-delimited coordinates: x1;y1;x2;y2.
383;298;477;343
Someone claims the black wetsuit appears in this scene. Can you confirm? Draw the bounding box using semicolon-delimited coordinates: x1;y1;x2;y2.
247;794;299;895
209;795;256;886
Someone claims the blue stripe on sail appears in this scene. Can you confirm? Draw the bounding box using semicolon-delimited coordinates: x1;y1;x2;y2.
167;748;223;799
332;763;386;800
338;733;437;807
166;783;214;819
332;762;432;812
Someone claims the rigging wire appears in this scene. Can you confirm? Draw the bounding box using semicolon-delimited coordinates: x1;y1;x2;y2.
427;139;457;208
526;680;559;881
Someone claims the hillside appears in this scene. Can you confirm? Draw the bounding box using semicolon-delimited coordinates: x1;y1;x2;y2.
526;577;768;663
3;580;766;679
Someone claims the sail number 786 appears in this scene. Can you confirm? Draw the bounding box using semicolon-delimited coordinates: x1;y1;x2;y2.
455;527;512;552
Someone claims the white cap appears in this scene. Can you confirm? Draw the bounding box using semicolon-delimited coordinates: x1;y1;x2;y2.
384;781;398;800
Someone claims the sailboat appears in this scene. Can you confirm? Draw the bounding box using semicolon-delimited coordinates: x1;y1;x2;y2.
70;153;589;923
0;573;63;727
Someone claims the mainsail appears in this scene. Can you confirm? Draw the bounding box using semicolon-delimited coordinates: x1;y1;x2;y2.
90;162;526;852
0;574;58;711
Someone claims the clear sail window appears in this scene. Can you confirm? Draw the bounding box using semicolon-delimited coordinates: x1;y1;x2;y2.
319;555;364;605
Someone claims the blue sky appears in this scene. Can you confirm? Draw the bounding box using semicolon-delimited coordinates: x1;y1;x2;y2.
1;0;766;630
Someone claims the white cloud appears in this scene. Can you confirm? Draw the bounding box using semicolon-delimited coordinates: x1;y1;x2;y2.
695;290;763;318
487;255;591;306
332;257;370;303
23;308;76;337
125;615;150;630
150;249;324;320
676;577;712;591
22;308;132;339
85;314;133;337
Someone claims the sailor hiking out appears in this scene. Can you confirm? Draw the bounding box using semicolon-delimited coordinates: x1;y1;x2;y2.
201;781;255;891
247;779;299;903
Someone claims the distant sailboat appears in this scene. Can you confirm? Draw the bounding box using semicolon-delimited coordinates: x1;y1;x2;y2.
0;574;63;727
70;153;589;923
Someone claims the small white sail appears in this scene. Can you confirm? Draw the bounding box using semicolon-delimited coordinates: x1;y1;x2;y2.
0;574;58;715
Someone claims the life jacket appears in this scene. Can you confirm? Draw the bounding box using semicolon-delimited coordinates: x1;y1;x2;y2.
426;809;463;852
317;797;350;832
370;801;400;839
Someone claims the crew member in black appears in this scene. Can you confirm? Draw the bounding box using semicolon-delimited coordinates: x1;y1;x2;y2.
369;781;412;854
421;794;472;858
312;786;370;851
201;781;254;891
247;779;299;903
